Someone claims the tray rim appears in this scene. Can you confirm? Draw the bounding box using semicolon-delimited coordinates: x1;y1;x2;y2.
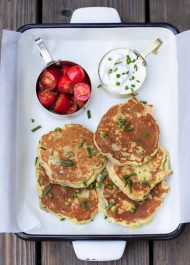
16;22;184;241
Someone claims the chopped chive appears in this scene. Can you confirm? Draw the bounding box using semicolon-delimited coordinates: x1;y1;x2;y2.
102;131;109;138
126;71;129;75
116;82;120;86
131;87;134;93
114;61;122;65
108;68;113;74
88;181;96;189
31;125;42;132
87;147;94;157
130;205;137;213
87;110;91;119
55;127;62;132
97;84;102;88
104;216;108;219
129;76;135;81
71;192;77;198
137;80;140;83
126;55;131;64
83;180;88;187
122;72;125;75
123;173;137;193
42;184;53;198
134;64;138;71
125;86;129;90
131;84;136;88
163;156;168;171
113;207;118;214
104;182;113;189
35;157;39;165
125;126;134;132
116;74;121;78
81;200;88;210
31;119;35;123
114;67;118;72
62;160;75;167
99;172;108;183
40;146;46;150
106;203;114;210
60;217;65;221
116;117;126;128
132;59;136;63
143;131;149;137
140;100;147;104
108;57;112;61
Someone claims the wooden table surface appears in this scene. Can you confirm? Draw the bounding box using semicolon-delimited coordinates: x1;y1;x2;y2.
0;0;190;264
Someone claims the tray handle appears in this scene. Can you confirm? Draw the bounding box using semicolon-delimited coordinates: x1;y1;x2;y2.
71;7;126;262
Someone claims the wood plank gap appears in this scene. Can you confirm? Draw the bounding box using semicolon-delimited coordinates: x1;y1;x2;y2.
149;240;153;265
36;241;42;265
145;0;150;22
36;0;42;24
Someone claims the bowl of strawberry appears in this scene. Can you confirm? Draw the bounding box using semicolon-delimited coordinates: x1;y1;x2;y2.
36;61;91;117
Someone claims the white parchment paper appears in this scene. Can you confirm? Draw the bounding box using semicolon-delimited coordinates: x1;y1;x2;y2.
0;27;190;233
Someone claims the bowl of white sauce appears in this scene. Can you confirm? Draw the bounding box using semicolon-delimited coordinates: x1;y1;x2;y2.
98;39;162;97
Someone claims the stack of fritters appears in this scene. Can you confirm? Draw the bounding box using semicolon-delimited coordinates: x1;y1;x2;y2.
36;124;106;223
94;98;171;227
36;98;171;228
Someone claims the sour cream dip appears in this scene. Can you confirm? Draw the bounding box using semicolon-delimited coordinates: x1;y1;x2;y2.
98;48;146;96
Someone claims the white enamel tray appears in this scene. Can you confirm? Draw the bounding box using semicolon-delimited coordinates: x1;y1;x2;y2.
14;7;183;261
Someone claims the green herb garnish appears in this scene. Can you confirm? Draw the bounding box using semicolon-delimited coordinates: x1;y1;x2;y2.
124;125;134;132
126;71;129;75
99;172;108;184
88;181;96;189
114;61;122;65
60;217;65;221
125;85;129;90
116;117;126;128
87;147;94;157
97;84;102;88
87;110;91;119
106;203;114;210
81;200;88;210
104;182;113;189
126;55;131;64
114;67;118;72
123;173;137;193
131;84;136;88
129;76;135;80
63;160;75;167
134;64;138;71
55;127;62;132
130;205;137;213
31;119;35;123
83;180;88;187
116;82;120;86
163;156;168;171
116;74;121;78
132;59;136;63
35;157;39;165
140;100;147;104
108;57;112;61
143;131;149;137
104;216;108;219
40;146;46;151
31;125;42;132
42;184;53;198
71;192;77;198
137;80;140;83
108;69;113;74
102;131;109;138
